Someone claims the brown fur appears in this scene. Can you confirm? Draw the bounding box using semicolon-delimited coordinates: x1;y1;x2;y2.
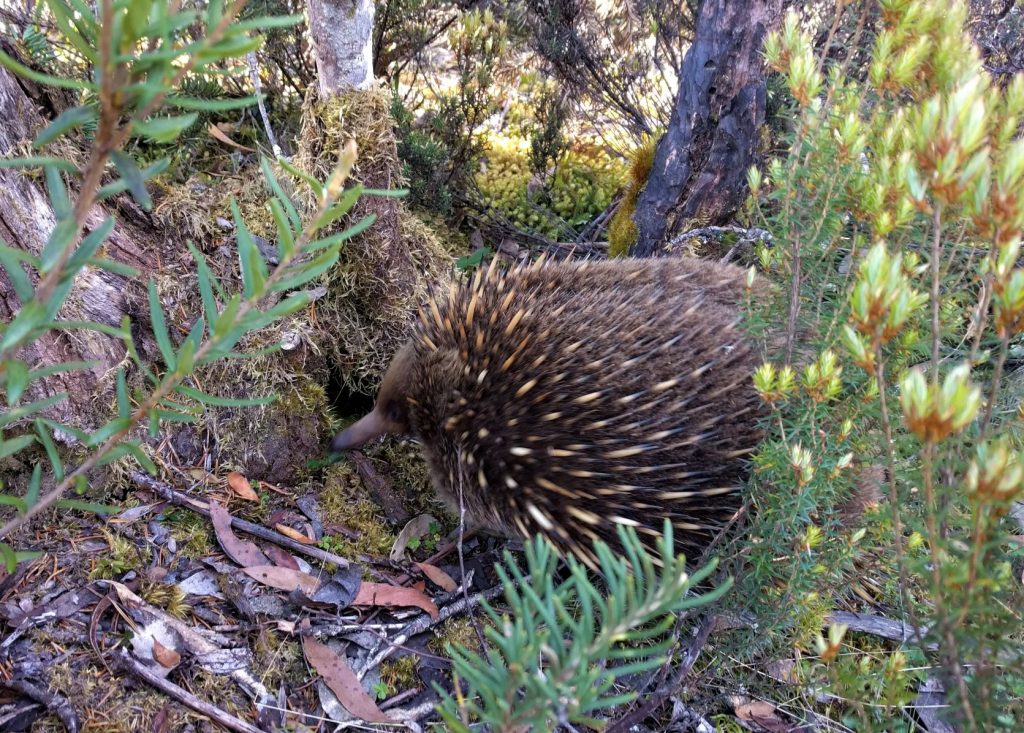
333;256;767;567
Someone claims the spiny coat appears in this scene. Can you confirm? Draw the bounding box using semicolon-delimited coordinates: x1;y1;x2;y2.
331;255;767;567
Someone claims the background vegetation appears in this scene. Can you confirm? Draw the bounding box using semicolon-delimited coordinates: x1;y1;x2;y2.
0;0;1022;731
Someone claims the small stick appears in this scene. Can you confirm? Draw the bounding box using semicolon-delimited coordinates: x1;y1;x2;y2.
349;450;411;525
826;610;933;648
1;677;81;733
130;471;351;568
113;650;266;733
357;582;507;679
606;614;717;733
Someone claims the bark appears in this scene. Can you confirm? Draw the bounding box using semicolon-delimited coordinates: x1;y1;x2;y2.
0;63;159;436
630;0;781;257
306;0;376;95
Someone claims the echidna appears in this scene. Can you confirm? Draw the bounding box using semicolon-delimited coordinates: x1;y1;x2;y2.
331;255;765;567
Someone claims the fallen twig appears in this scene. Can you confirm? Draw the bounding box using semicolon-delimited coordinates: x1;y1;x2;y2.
606;614;718;733
356;581;507;680
113;650;265;733
349;450;411;525
827;610;933;648
1;676;81;733
130;471;351;568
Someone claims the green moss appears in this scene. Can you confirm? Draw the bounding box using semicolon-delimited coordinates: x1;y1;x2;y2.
90;528;150;580
139;580;191;618
252;628;305;690
429;616;486;657
318;462;399;557
474;134;626;240
380;654;420;693
165;508;214;558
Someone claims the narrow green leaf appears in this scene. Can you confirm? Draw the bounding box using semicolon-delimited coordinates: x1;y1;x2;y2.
85;257;139;278
123;441;158;474
0;543;42;571
271;250;339;292
0;156;77;171
268;199;296;261
53;319;129;339
362;187;410;198
96;159;171;201
205;0;224;27
34;420;63;480
197;34;263;61
55;499;118;515
0;544;14;573
264;290;313;320
86;416;133;447
43;267;79;322
38;218;77;278
116;368;130;417
232;201;267;298
1;301;48;352
67;216;115;271
260;157;301;230
156;408;197;423
176;384;275;407
305;213;376;252
165;93;259;112
147;280;176;370
34;105;96;148
0;47;96;90
242;291;311;330
110;150;152;209
187;242;220;328
0;497;28;516
45;165;71;219
45;0;98;62
277;157;324;199
212;294;241;337
121;0;153;43
0;243;34;302
25;462;41;508
132;113;199;143
182;315;205;355
231;14;303;31
313;184;363;230
0;435;35;460
5;359;29;406
38;418;89;444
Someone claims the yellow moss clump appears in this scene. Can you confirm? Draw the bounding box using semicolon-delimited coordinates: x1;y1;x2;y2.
474;134;625;238
607;135;658;257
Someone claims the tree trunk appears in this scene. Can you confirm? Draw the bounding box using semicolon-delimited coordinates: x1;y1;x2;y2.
0;62;160;437
306;0;376;95
302;0;451;396
630;0;780;257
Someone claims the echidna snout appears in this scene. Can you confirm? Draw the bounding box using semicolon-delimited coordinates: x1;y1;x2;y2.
330;342;416;452
330;256;766;567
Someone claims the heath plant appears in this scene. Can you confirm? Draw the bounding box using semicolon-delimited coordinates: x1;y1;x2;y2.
741;1;1024;729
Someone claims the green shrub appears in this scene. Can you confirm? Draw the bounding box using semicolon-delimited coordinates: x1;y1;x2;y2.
738;2;1024;729
0;0;371;566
